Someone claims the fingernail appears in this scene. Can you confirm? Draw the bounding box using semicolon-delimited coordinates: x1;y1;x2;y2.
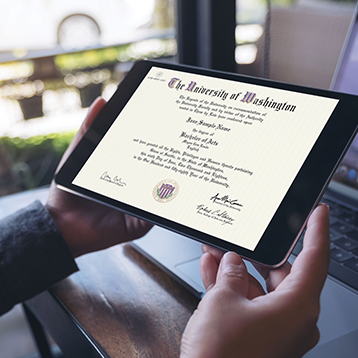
318;202;330;213
88;96;103;111
221;252;241;268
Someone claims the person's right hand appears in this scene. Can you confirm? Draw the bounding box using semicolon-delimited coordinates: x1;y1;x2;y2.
180;204;330;358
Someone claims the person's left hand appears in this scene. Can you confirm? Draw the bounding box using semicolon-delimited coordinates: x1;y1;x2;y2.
46;97;152;257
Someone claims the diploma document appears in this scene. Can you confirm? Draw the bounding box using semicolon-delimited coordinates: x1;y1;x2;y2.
57;60;358;266
73;66;337;251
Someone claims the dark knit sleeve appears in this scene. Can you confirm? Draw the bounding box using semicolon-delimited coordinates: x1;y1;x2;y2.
0;200;79;315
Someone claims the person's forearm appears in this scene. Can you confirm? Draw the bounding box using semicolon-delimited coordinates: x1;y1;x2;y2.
0;201;78;315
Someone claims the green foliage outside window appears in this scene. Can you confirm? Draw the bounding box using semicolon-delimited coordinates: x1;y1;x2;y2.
0;132;76;196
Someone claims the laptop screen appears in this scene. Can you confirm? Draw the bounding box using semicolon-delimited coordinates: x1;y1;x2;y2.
331;9;358;191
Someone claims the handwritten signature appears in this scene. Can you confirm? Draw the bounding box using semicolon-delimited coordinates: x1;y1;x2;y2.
196;204;235;225
210;193;243;207
100;171;126;187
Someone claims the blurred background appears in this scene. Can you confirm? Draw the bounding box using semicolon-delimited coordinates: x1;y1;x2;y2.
1;0;357;198
0;0;357;357
0;0;175;198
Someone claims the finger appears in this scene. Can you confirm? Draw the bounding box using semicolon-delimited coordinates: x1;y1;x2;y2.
277;204;330;297
252;262;270;280
67;96;106;149
124;215;153;239
253;261;291;292
247;273;267;298
216;252;249;297
200;252;219;292
265;262;291;292
56;97;107;172
80;96;107;133
201;244;225;266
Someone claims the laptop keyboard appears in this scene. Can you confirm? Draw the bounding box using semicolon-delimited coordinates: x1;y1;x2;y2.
292;196;358;291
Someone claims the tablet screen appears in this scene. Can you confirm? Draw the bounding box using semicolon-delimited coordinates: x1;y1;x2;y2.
71;66;338;252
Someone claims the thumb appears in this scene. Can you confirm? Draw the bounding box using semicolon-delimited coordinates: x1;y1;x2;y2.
80;96;107;133
72;96;106;147
55;97;107;173
216;252;249;297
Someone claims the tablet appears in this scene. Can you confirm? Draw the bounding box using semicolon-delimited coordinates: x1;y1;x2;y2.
55;60;358;267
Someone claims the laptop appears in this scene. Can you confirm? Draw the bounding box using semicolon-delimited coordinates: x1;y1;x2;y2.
132;6;358;357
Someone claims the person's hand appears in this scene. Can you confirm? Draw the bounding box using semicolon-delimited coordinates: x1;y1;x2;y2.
46;97;152;258
180;204;330;358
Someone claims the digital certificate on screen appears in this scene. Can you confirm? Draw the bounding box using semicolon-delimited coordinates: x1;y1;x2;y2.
73;67;338;251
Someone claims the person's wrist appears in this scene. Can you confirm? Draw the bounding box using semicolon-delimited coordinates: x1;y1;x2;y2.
45;203;83;258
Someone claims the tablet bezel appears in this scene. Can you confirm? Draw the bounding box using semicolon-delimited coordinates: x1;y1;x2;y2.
55;60;358;267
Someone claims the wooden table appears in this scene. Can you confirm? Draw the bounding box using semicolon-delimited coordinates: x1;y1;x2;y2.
0;187;198;357
25;242;199;358
0;186;198;357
